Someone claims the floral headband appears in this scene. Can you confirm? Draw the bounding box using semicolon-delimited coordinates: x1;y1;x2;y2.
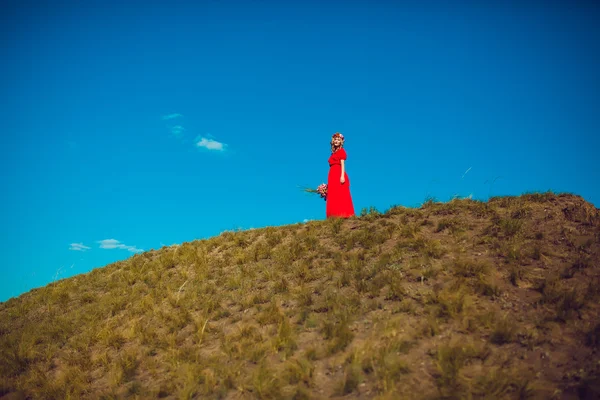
331;132;344;140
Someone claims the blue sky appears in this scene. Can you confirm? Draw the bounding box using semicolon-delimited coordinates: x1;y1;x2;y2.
1;0;598;302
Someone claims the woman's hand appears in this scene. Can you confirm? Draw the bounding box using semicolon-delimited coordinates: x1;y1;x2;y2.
340;175;345;184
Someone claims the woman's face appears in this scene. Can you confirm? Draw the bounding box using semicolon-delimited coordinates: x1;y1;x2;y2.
332;136;343;147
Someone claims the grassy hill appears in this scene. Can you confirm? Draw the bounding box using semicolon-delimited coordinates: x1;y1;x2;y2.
1;192;599;399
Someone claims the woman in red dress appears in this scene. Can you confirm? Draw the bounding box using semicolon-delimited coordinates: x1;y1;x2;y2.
326;132;355;218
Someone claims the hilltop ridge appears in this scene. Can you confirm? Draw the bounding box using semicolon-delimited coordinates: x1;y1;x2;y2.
1;192;599;399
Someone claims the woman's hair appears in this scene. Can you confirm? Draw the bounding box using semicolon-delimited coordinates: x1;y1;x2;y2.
330;132;345;153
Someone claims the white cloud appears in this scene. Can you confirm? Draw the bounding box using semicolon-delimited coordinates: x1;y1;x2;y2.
461;167;472;180
98;239;120;249
170;125;185;136
97;239;143;253
162;113;183;120
69;243;90;251
196;137;226;151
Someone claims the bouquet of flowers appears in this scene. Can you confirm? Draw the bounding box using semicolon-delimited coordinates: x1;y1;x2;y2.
302;183;328;200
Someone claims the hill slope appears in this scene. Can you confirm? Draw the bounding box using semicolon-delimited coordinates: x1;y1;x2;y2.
1;193;599;399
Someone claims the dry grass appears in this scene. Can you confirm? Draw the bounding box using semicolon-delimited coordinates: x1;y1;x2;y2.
1;192;599;399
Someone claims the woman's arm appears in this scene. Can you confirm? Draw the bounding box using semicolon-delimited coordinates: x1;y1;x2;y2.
340;160;346;184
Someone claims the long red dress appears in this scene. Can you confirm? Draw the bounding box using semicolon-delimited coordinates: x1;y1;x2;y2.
326;148;355;218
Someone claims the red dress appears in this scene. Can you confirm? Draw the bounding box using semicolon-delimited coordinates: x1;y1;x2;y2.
326;148;355;218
